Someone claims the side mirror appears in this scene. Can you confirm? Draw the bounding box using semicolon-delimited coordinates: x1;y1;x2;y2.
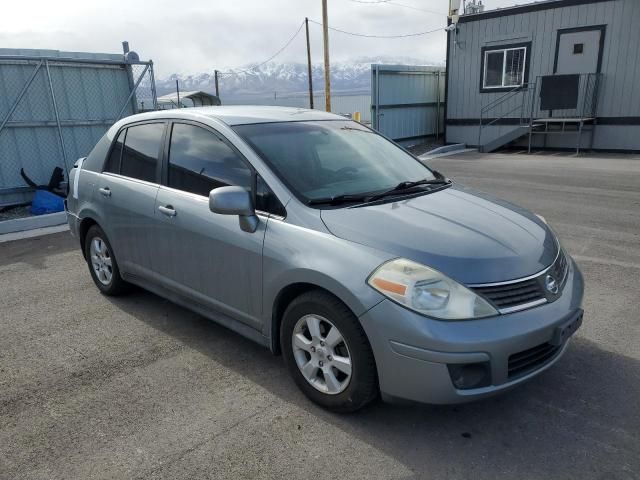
209;186;258;233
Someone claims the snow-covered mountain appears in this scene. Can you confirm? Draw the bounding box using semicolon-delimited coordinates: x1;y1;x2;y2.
156;57;443;97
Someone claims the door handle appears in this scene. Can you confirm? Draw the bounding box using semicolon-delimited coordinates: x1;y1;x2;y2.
158;205;176;217
98;187;111;197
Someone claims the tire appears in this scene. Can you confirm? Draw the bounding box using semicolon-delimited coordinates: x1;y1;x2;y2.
280;290;378;413
84;225;129;296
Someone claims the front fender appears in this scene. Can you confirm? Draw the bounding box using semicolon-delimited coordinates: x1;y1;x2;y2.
262;218;393;335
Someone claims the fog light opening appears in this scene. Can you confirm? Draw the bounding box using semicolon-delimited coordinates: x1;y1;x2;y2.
447;362;491;390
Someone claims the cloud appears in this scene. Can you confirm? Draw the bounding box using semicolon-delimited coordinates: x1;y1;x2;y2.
0;0;518;76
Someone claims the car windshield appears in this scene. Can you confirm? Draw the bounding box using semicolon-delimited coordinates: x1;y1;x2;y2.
233;120;436;204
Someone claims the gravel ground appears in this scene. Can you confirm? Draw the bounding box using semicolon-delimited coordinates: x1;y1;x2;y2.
1;151;639;480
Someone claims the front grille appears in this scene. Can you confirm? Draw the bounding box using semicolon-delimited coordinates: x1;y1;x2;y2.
471;248;570;313
472;279;544;310
508;342;561;379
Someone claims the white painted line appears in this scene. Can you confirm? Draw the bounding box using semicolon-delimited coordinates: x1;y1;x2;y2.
0;224;69;243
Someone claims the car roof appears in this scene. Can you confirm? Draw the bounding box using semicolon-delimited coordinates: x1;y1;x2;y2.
123;105;346;126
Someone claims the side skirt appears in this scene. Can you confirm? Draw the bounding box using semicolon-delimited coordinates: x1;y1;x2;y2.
122;271;272;351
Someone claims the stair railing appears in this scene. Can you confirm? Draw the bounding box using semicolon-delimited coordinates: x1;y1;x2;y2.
478;82;535;149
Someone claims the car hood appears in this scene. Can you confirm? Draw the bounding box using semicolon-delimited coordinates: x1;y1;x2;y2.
320;184;558;284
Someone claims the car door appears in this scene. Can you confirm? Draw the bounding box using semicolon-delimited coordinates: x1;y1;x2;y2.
98;121;166;279
153;121;269;330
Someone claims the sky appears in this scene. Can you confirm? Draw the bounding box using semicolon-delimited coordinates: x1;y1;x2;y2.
0;0;519;77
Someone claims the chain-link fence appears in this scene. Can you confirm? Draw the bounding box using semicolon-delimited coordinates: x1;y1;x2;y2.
0;50;156;206
131;63;158;113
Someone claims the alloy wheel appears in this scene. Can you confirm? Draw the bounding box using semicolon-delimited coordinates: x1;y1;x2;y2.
291;314;352;395
90;237;113;286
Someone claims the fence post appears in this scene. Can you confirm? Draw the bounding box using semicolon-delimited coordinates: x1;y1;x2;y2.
44;60;70;175
148;61;158;110
436;71;441;141
123;59;138;115
374;65;380;130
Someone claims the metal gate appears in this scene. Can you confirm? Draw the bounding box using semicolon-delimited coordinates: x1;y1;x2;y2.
371;64;446;145
0;49;157;206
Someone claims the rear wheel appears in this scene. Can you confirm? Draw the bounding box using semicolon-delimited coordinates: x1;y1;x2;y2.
281;290;378;412
84;225;129;295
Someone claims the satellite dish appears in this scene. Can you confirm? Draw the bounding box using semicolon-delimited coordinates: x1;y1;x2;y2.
125;51;140;63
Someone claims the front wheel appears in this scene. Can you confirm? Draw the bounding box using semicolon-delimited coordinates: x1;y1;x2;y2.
281;291;378;413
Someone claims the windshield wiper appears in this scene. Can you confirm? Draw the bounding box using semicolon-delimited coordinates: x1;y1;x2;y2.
307;173;451;207
366;177;451;203
307;193;370;206
340;126;373;133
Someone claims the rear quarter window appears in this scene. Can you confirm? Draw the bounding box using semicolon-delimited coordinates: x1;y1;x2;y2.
81;133;113;172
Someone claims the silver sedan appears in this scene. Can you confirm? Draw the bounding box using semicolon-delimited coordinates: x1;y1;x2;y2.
66;106;584;412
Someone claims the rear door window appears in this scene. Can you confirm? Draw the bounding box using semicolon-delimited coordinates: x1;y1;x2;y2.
121;123;164;183
167;123;251;196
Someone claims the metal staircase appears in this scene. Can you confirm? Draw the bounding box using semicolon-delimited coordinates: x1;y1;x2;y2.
478;73;601;154
478;83;537;153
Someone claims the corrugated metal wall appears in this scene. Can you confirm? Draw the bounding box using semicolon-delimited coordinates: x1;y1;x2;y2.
371;64;446;145
446;0;640;150
0;49;155;205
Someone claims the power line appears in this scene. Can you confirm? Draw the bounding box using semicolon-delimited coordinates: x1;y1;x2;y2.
308;19;444;38
218;21;305;76
346;0;445;16
386;1;446;15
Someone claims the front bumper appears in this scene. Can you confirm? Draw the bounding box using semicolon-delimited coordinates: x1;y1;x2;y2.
359;258;584;405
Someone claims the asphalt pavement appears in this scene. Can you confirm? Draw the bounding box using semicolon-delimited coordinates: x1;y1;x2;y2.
1;151;639;479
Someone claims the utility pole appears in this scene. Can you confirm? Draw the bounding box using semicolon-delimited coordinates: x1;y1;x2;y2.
321;0;331;112
214;70;220;97
175;79;180;108
305;18;314;109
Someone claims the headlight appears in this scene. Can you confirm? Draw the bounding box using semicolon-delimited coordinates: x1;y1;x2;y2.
367;258;498;320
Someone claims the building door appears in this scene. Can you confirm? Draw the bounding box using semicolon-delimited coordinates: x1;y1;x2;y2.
554;27;605;74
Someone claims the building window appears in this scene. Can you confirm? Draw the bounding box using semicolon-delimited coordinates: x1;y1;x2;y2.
573;43;584;54
482;46;528;90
